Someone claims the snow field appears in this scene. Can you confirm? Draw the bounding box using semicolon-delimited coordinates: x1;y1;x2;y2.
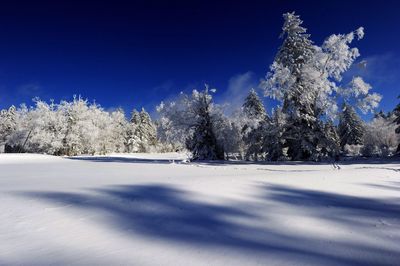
0;153;399;265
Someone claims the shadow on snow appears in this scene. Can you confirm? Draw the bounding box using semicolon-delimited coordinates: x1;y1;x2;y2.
18;184;400;266
66;155;400;168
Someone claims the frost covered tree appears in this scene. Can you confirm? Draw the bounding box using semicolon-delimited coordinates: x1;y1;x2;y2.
260;12;381;160
23;99;66;154
338;103;365;149
260;12;327;160
241;89;268;160
137;108;157;152
0;97;161;156
126;109;141;152
157;86;224;160
59;97;99;155
393;96;400;152
213;111;244;160
362;113;399;156
127;108;157;152
262;107;288;161
0;106;17;152
242;89;267;120
110;109;130;153
93;108;129;155
322;121;340;157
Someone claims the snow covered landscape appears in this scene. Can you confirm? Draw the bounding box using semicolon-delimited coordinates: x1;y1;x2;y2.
1;153;399;265
1;2;400;265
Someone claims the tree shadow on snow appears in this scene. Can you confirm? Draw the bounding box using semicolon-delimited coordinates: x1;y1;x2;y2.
364;181;400;192
66;156;400;168
262;184;400;227
67;156;175;164
18;184;400;266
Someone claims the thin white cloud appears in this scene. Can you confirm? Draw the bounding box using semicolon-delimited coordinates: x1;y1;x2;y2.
16;83;43;97
217;71;258;115
345;53;400;86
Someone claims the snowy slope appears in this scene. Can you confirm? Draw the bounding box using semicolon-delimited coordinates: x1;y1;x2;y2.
0;153;399;266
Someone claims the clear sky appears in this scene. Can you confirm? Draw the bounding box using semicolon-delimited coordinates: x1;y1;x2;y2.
0;0;399;118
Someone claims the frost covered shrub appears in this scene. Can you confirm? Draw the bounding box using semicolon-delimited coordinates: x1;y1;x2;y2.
343;144;363;157
361;115;399;157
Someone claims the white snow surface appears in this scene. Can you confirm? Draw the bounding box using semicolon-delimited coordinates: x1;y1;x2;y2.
1;153;399;266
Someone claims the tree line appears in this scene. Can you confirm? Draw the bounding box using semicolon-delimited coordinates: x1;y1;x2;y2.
1;12;399;160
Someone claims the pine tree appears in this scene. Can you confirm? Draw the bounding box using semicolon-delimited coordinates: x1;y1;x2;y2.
126;109;141;152
157;87;224;160
126;108;157;152
263;107;288;161
277;12;315;114
138;108;157;152
109;108;129;153
261;12;380;160
322;121;340;158
0;106;17;152
242;89;266;120
394;96;400;152
242;89;268;160
272;12;324;160
130;109;141;124
185;89;224;160
338;103;365;148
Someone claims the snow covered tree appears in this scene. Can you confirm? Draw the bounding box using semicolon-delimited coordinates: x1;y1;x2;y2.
126;109;141;152
110;109;129;153
137;108;157;152
338;103;365;149
127;108;157;152
184;89;224;160
0;106;17;152
130;109;140;124
261;12;329;160
262;107;288;161
213;111;244;160
22;99;66;155
393;96;400;152
59;97;97;155
322;120;340;158
242;89;267;120
157;86;224;160
362;113;399;157
260;12;380;160
241;89;268;160
0;97;162;156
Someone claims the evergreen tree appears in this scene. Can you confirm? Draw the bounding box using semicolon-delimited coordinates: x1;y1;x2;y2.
338;103;365;148
130;109;141;124
185;90;224;160
109;108;129;153
242;89;266;120
270;12;325;160
394;96;400;152
322;121;340;158
157;87;224;160
263;107;288;161
261;12;379;160
127;108;157;152
138;108;157;152
0;106;17;152
242;89;268;160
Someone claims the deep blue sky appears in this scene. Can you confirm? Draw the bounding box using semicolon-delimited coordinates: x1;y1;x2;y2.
0;0;399;117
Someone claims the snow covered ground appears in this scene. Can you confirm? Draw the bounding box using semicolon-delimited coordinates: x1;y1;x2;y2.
1;153;399;266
